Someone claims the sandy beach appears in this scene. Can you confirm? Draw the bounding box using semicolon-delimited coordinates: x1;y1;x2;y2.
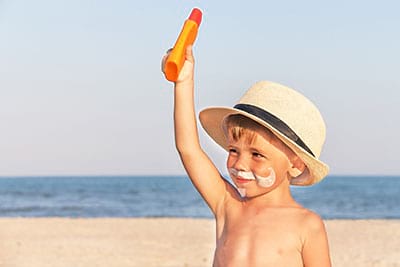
0;218;399;267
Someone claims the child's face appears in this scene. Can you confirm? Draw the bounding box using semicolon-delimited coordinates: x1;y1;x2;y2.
226;127;293;198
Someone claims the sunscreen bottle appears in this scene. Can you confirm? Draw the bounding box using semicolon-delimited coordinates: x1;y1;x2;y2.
164;8;202;82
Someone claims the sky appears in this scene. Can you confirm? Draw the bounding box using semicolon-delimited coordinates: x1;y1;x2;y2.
0;0;399;176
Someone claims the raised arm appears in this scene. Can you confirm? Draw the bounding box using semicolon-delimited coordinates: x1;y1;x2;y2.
165;46;228;215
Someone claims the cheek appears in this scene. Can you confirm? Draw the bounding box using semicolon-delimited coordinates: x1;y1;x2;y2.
226;154;235;168
254;165;269;177
254;162;288;187
269;154;291;175
255;168;276;188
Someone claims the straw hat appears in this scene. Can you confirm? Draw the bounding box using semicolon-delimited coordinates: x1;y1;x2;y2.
199;81;329;186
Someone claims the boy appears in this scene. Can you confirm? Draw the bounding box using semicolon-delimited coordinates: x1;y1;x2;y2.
163;46;331;267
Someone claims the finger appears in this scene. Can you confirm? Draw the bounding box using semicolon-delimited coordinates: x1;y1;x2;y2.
161;48;173;73
161;55;167;73
185;45;194;64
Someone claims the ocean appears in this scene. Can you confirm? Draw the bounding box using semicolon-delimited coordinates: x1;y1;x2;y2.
0;176;399;219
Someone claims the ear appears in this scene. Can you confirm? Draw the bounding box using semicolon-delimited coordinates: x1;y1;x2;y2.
288;156;305;178
288;167;303;177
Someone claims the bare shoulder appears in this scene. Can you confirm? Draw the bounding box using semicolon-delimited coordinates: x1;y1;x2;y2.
298;208;326;234
301;208;324;224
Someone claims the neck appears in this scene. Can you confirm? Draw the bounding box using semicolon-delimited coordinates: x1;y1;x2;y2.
244;177;298;208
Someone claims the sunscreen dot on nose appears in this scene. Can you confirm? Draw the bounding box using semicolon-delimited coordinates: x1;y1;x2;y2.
255;168;276;188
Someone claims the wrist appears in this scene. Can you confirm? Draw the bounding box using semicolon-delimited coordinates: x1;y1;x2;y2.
175;78;194;89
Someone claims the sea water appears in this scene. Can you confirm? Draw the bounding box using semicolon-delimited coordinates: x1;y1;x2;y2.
0;176;398;219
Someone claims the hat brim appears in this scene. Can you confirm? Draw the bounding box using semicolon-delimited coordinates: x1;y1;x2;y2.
199;106;329;186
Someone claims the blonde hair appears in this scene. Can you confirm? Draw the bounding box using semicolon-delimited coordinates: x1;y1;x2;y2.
223;114;295;156
223;114;273;144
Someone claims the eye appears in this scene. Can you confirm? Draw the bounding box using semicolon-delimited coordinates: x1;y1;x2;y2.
228;148;238;155
252;152;265;159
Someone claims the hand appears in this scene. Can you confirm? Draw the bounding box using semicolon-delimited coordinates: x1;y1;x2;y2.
176;45;195;84
161;45;195;84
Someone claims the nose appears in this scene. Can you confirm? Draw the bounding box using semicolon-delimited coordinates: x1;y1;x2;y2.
232;154;249;172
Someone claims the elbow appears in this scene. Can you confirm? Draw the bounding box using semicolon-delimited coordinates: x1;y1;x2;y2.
175;142;190;155
175;142;201;157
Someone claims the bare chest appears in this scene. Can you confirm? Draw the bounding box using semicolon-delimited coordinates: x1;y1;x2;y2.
214;209;304;267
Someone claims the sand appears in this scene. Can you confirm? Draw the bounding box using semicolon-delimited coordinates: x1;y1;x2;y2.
0;218;399;267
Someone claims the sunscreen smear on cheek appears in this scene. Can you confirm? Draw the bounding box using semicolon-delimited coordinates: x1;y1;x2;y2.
255;168;276;188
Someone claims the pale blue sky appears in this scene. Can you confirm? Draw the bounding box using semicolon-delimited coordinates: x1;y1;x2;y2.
0;0;399;176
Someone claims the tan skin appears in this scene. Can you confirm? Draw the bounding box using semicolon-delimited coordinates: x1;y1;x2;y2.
163;46;331;267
